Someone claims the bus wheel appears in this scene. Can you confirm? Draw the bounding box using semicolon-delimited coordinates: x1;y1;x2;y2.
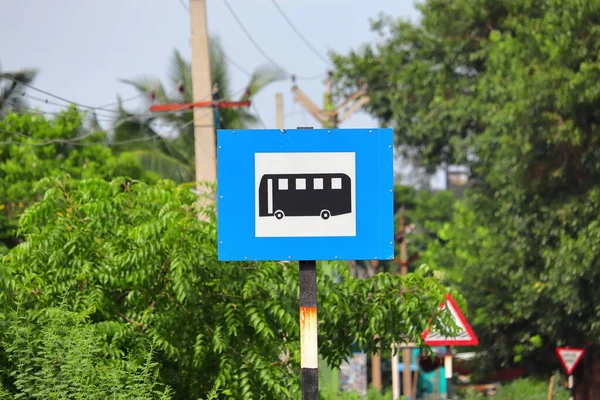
274;210;284;220
320;210;331;220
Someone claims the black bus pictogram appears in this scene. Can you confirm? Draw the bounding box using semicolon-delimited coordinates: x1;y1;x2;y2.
258;173;352;220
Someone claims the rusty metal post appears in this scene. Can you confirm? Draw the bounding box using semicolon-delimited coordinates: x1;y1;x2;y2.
300;260;318;400
296;126;318;400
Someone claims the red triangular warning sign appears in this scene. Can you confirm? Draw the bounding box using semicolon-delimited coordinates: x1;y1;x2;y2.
422;293;479;346
556;347;585;375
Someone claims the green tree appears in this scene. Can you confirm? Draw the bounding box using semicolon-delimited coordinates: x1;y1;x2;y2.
332;0;600;397
0;109;156;253
111;38;285;183
0;64;38;117
353;185;455;277
1;176;458;399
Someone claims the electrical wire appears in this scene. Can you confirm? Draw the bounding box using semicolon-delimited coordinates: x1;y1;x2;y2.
94;94;143;110
269;0;330;65
176;0;189;12
0;117;193;148
220;0;323;81
219;48;254;78
1;85;252;148
251;103;267;128
221;0;288;75
174;0;324;81
22;93;119;118
0;127;105;147
1;76;123;114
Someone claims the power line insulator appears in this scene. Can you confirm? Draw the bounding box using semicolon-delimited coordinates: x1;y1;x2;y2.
212;84;220;100
242;87;252;103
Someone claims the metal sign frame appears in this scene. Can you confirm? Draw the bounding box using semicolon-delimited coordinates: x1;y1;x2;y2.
216;128;394;261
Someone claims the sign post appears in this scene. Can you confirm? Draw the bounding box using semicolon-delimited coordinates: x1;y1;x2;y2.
422;293;479;399
296;126;318;400
217;128;394;399
556;347;585;400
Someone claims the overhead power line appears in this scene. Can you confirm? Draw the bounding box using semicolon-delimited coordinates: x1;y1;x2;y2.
94;94;143;110
0;119;196;148
1;76;122;114
251;103;267;128
269;0;330;65
21;93;119;119
174;0;323;81
221;0;323;81
221;0;288;74
176;0;189;12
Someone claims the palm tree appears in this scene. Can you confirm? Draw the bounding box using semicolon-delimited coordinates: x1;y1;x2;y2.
0;63;38;118
111;37;286;183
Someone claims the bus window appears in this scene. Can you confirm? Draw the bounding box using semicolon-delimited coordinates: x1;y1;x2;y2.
314;178;323;190
332;177;342;189
278;178;288;190
296;178;306;190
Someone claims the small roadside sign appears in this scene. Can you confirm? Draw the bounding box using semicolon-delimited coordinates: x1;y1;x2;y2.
556;347;585;375
422;293;479;346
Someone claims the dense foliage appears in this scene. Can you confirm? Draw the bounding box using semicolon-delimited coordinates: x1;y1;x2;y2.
1;307;172;399
332;0;600;397
0;176;457;399
0;110;156;253
350;185;455;278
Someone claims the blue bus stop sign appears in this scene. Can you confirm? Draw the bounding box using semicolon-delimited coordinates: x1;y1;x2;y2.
216;128;394;261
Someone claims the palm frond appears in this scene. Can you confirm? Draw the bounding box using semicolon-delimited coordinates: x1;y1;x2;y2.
245;64;287;98
208;36;232;99
121;149;195;183
168;49;194;103
119;77;170;105
0;66;38;115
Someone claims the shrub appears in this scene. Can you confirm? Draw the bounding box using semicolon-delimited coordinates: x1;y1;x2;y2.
1;306;172;399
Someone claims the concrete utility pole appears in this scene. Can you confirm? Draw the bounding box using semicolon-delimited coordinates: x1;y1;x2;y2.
189;0;216;189
275;92;284;129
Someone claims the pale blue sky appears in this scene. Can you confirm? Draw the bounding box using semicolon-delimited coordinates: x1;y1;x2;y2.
3;0;444;187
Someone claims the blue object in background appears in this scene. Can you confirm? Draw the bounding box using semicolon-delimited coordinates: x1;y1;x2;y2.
216;128;394;261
